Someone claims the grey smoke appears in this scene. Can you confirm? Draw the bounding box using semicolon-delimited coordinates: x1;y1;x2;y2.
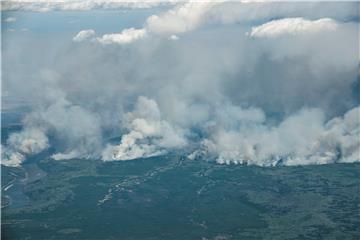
189;106;360;166
2;127;49;167
2;2;359;167
102;96;187;161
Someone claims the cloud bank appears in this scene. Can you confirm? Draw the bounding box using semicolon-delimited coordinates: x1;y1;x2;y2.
73;29;96;42
248;18;338;38
96;28;147;45
1;0;176;12
73;1;359;45
2;2;359;167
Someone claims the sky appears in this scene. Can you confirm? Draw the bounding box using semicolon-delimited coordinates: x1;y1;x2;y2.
1;1;359;167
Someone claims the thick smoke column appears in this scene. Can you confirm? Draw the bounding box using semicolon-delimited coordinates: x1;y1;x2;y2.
1;127;49;167
2;69;103;166
102;96;186;161
189;107;360;166
2;2;359;167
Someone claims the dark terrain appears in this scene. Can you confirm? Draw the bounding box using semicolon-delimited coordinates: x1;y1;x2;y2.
2;154;360;240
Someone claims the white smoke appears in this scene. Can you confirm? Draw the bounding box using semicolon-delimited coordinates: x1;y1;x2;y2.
2;2;359;167
189;107;360;166
2;97;103;164
1;127;49;167
38;97;103;160
102;96;187;161
2;69;103;164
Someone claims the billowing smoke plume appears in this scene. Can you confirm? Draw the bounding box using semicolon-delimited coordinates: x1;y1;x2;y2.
2;70;103;166
102;96;186;161
189;106;360;166
2;2;359;167
1;127;49;167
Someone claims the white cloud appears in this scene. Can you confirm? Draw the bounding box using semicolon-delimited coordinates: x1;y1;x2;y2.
143;2;356;36
169;34;179;40
4;17;16;22
96;28;147;45
146;1;220;34
248;18;338;38
75;2;357;45
1;0;177;12
73;29;96;42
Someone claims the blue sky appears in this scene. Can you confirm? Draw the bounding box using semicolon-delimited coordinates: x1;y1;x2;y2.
2;9;164;35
